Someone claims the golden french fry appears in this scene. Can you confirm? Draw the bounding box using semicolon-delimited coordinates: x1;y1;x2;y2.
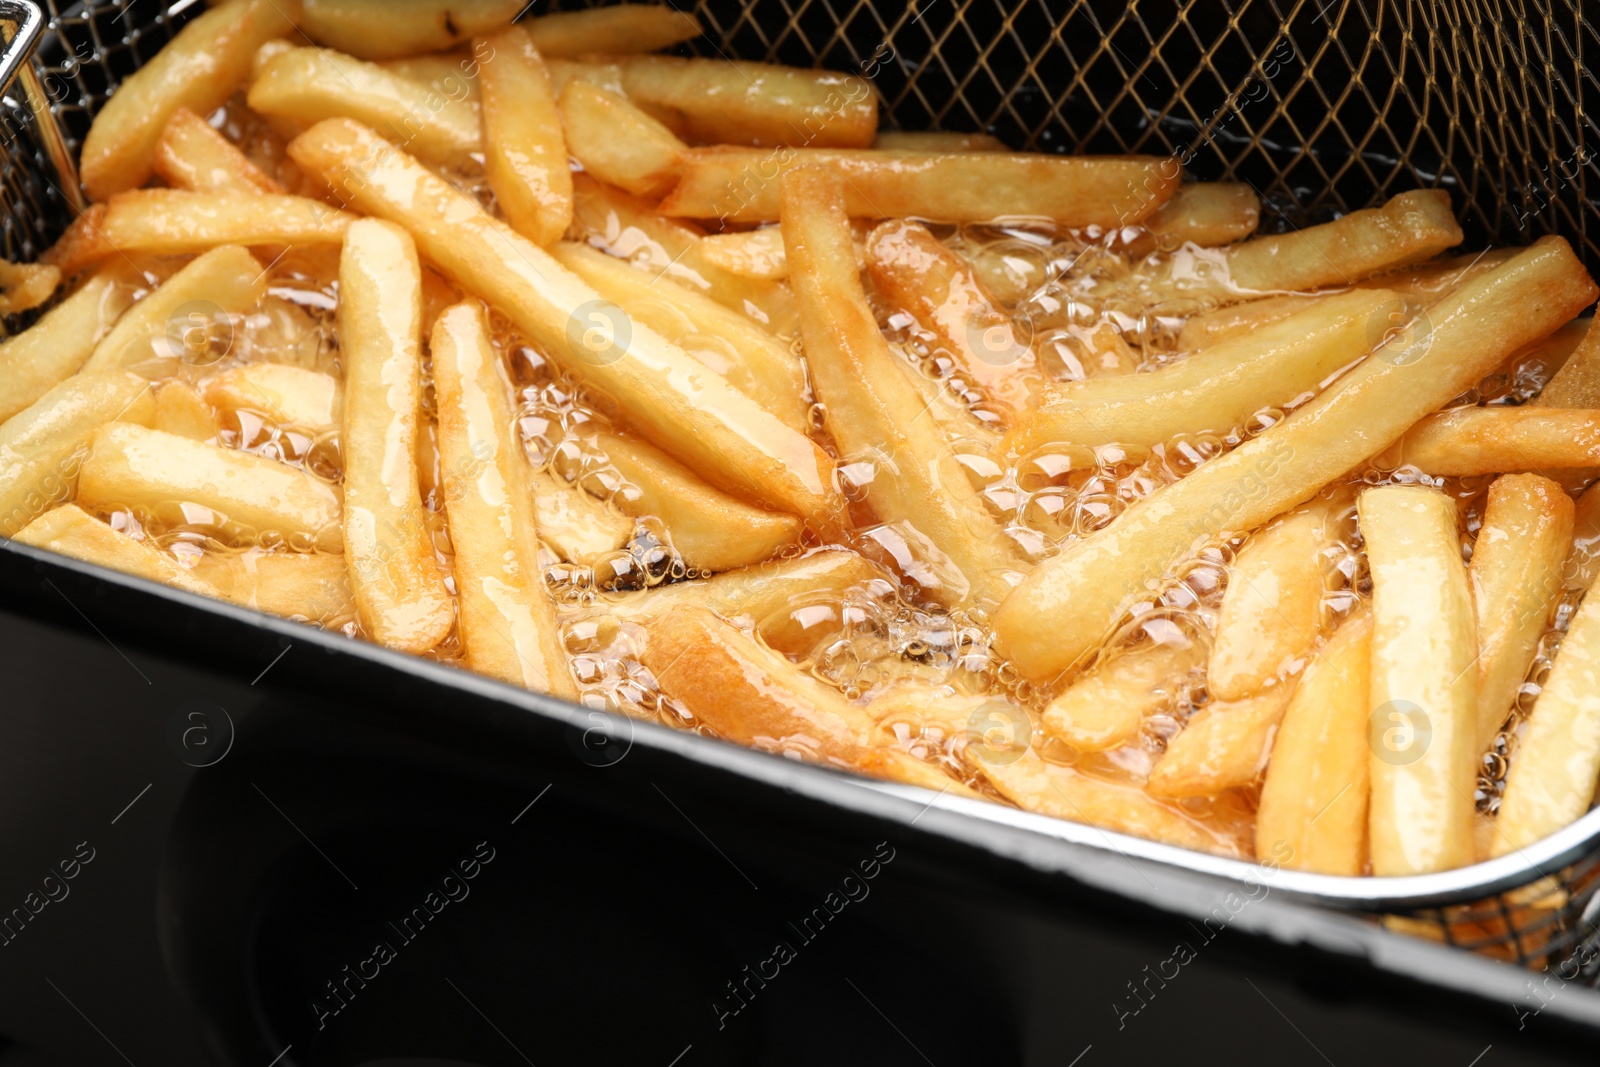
433;301;573;695
1255;611;1373;875
1360;485;1478;875
525;5;701;57
83;245;265;375
871;130;1007;153
550;242;810;433
1006;289;1403;456
0;373;154;537
783;166;1017;606
532;468;634;566
698;227;788;281
299;0;521;60
570;175;799;336
91;190;355;259
1469;474;1574;752
80;0;299;200
1208;506;1331;702
864;219;1041;425
290;120;844;533
12;504;218;597
1385;407;1600;476
606;547;881;636
379;50;480;101
192;547;354;624
618;56;876;149
249;46;481;168
1146;688;1294;798
1567;481;1600;592
153;107;286;195
1123;182;1260;257
41;205;111;277
204;364;342;436
545;58;627;98
992;237;1598;683
1534;316;1600;408
478;26;571;247
338;217;453;654
556;80;686;200
152;381;221;442
1112;190;1464;304
1042;639;1202;752
970;748;1249;858
661;148;1179;226
0;272;127;423
0;260;60;316
594;427;801;573
77;422;341;549
1495;583;1600;855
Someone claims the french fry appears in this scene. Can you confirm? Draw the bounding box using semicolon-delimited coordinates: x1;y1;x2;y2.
433;301;573;696
1469;475;1574;752
12;504;218;597
661;148;1180;226
80;0;300;201
550;242;810;434
191;547;354;624
970;748;1249;858
556;80;686;200
531;468;634;566
992;237;1597;683
698;227;788;281
545;58;627;98
594;427;801;573
338;217;453;654
1123;182;1260;257
1208;506;1332;702
1533;316;1600;409
0;373;154;537
152;381;221;441
864;219;1042;425
1567;482;1600;592
570;175;800;336
248;46;481;168
783;166;1017;606
204;364;342;436
525;6;702;57
76;423;341;550
1385;407;1600;476
1254;611;1373;875
606;547;881;635
153;107;286;195
871;130;1007;153
1360;485;1478;875
289;120;844;532
1041;640;1202;752
379;51;480;102
1112;190;1464;304
1494;584;1600;855
477;26;571;247
90;190;355;259
0;260;60;316
617;56;876;149
1146;688;1294;798
83;245;265;375
41;205;110;277
1005;289;1403;456
0;271;127;423
298;0;521;61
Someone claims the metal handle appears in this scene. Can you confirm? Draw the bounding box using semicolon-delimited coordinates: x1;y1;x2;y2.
0;0;87;216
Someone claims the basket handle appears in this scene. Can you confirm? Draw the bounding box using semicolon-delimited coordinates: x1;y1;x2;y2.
0;0;87;215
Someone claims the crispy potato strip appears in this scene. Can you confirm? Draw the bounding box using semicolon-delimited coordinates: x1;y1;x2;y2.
1123;182;1260;257
154;107;286;195
13;504;218;597
191;548;353;624
478;26;571;247
152;381;221;442
298;0;522;60
1387;407;1600;475
1147;687;1293;798
0;272;127;423
872;130;1007;153
1042;639;1202;752
531;469;634;566
525;5;702;57
557;80;686;201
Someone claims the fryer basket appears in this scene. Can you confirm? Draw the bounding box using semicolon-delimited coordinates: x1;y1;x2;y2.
1;0;1598;980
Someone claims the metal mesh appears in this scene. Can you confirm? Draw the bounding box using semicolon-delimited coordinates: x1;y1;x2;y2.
6;0;1600;977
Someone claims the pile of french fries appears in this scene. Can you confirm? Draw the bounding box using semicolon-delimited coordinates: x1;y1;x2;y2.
11;0;1600;880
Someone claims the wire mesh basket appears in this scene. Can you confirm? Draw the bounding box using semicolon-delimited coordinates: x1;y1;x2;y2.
1;0;1598;981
